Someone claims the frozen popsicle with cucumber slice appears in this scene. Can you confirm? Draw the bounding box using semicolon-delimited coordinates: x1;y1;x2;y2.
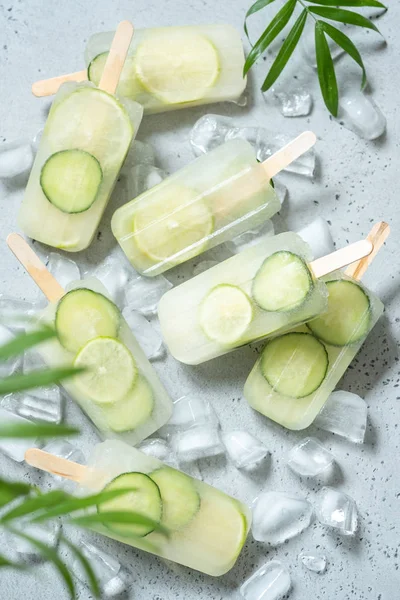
244;222;389;430
111;132;316;277
19;21;143;252
25;439;251;576
7;234;172;444
33;25;246;114
158;230;374;365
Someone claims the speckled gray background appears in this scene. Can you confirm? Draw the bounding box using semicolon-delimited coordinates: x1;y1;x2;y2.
0;0;399;599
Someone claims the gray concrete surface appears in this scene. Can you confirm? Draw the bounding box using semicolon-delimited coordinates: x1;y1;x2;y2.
0;1;399;599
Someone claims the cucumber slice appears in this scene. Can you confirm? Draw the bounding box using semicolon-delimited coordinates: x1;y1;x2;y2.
98;472;162;537
40;149;102;214
150;468;200;531
55;289;120;353
308;279;371;346
74;337;137;405
260;332;328;398
88;52;143;99
133;183;213;264
199;284;253;346
135;31;220;104
252;251;313;312
104;376;154;433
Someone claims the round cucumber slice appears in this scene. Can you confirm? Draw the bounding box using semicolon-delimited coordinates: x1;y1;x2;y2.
88;52;143;99
40;149;102;214
55;289;120;353
150;467;200;531
133;183;213;264
308;279;371;346
135;31;220;104
98;472;162;537
261;332;329;398
104;376;154;433
199;284;253;346
46;86;133;168
252;251;313;312
74;337;137;405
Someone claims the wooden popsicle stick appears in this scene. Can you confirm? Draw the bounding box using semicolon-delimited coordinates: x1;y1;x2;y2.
345;221;390;282
6;233;65;303
261;131;317;179
310;239;373;279
25;448;87;483
32;69;88;97
98;20;134;94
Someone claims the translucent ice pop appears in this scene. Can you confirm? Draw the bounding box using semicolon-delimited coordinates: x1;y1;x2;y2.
19;22;143;252
33;25;247;114
25;440;251;576
7;234;172;444
158;231;373;365
112;133;316;276
244;222;389;430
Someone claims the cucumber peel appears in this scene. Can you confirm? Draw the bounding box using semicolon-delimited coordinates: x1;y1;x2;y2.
150;467;200;531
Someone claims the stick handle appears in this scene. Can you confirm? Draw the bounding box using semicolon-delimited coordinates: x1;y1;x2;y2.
310;239;373;279
6;233;65;303
32;69;88;97
261;131;317;179
99;21;134;94
345;221;390;281
25;448;87;483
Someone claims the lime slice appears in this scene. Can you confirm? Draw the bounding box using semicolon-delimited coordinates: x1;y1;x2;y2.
74;337;137;405
199;284;253;346
135;31;220;104
88;52;144;99
133;183;213;264
46;86;133;168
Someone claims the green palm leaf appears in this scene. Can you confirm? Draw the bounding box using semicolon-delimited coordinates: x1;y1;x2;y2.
307;0;386;7
321;21;367;88
244;0;279;38
0;328;56;360
0;479;31;509
0;366;83;395
315;22;339;115
61;535;101;599
308;5;382;32
0;422;79;439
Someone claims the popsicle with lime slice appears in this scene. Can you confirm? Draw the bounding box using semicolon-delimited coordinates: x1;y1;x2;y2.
111;132;318;277
158;230;374;365
19;21;143;252
25;439;251;576
7;234;172;445
32;25;247;114
244;222;389;430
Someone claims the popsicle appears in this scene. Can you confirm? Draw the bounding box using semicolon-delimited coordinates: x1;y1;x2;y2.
158;231;373;365
25;440;251;576
7;234;172;445
19;21;143;252
111;132;316;277
32;25;247;114
244;222;389;430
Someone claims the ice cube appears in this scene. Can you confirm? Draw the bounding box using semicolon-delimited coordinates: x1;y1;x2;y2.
192;260;219;276
301;21;345;68
336;90;386;140
296;217;335;260
272;180;288;205
122;308;163;359
226;219;275;254
271;87;313;117
240;560;291;600
314;391;367;443
222;430;269;470
128;164;167;198
0;295;39;330
11;521;60;558
171;425;224;462
316;487;358;535
158;395;219;436
72;539;128;596
46;253;80;288
225;126;260;147
257;132;316;178
3;391;63;424
124;274;173;315
0;408;37;462
298;551;327;573
0;140;34;179
190;114;235;155
0;325;22;377
137;438;175;464
252;491;313;545
91;256;130;307
41;439;85;491
287;437;334;478
122;139;156;171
